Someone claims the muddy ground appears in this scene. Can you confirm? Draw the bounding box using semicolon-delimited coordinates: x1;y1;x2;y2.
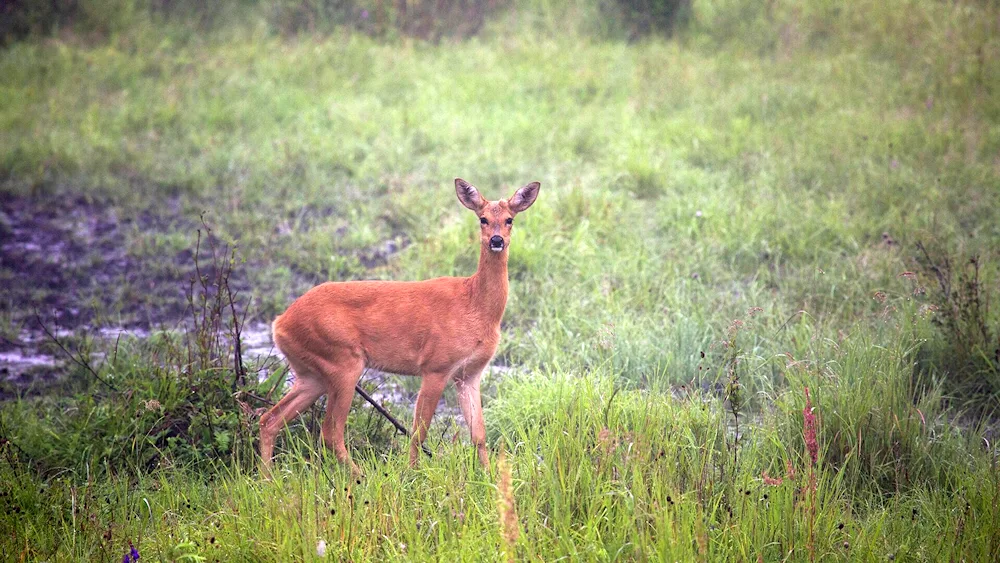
0;195;427;413
1;194;206;389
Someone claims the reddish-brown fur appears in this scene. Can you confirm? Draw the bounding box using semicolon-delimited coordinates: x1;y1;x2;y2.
260;178;540;473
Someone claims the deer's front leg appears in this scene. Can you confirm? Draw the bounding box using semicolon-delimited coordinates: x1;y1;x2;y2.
410;371;449;467
456;368;489;468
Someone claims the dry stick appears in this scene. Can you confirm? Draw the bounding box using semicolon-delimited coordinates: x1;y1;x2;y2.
916;241;952;300
229;291;249;392
353;384;433;459
34;312;118;392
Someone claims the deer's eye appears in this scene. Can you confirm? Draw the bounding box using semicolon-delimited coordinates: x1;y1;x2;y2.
480;217;488;225
505;218;513;226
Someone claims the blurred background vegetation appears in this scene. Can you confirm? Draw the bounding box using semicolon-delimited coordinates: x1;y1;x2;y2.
1;0;698;43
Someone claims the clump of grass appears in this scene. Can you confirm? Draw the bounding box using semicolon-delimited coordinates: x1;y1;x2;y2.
914;241;1000;406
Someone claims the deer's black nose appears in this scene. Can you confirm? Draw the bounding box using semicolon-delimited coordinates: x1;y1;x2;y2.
489;236;504;251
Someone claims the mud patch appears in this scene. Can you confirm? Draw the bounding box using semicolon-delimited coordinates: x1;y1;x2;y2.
0;194;197;330
0;193;413;402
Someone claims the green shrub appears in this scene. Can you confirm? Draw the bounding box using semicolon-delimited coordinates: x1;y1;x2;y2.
0;0;143;45
602;0;691;38
914;243;1000;408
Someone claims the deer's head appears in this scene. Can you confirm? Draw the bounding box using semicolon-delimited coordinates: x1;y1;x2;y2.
455;178;540;254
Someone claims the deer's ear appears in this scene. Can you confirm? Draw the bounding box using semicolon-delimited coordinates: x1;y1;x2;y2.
508;181;540;214
455;178;484;211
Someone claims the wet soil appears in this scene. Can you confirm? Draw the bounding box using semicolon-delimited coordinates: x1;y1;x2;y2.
0;194;199;329
1;194;196;391
0;194;424;412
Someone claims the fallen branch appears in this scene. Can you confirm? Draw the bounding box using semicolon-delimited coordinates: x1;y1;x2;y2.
354;384;432;459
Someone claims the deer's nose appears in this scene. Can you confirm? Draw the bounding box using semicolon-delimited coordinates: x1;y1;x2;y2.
489;235;504;251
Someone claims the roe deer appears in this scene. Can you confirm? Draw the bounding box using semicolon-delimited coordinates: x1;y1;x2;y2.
260;178;540;473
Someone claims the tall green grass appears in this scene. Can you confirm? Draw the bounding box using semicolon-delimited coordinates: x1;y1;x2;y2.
4;315;998;560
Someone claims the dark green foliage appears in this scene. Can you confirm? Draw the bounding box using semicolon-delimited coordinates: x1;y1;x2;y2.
602;0;691;38
0;0;507;44
272;0;504;39
1;355;256;477
1;0;80;45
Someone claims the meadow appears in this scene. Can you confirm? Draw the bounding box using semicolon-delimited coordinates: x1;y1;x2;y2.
2;0;1000;560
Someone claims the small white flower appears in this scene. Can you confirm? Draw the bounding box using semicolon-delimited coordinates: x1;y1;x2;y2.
695;210;703;218
316;539;327;557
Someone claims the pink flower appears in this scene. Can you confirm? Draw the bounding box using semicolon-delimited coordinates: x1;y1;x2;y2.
762;471;783;486
803;387;818;466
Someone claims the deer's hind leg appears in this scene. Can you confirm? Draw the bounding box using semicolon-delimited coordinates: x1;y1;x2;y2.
259;357;326;474
319;348;365;474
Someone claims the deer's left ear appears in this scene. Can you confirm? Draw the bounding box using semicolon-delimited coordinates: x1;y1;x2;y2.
508;181;540;214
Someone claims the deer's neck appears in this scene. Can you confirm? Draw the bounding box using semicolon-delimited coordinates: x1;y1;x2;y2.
469;246;509;323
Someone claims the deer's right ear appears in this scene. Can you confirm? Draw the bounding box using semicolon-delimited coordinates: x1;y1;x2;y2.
455;178;484;211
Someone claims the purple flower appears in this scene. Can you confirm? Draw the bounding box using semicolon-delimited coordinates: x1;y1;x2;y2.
130;544;140;561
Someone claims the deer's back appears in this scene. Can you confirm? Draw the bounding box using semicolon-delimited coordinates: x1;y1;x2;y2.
273;278;500;377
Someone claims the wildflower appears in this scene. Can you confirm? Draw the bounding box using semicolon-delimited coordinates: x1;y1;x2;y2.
785;459;796;481
123;542;139;563
762;471;783;486
695;210;703;218
873;291;887;303
747;306;763;317
597;427;612;447
316;539;327;557
803;387;818;466
726;319;744;341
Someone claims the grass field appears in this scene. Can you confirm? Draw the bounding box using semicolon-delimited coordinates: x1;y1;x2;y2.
2;0;1000;560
